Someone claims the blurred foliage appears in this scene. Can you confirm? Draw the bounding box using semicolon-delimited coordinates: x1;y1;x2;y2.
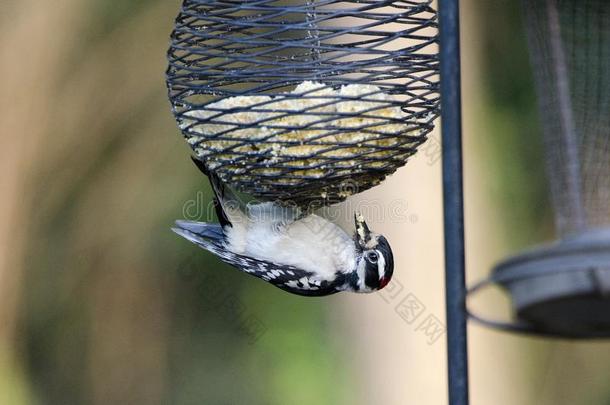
474;0;553;250
6;0;352;404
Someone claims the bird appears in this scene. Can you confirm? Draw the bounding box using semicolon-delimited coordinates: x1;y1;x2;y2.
172;157;394;297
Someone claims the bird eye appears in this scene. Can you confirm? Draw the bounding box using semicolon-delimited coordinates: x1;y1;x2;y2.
367;251;378;263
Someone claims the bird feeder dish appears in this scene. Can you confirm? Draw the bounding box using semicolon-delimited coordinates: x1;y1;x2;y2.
491;229;610;338
167;0;439;207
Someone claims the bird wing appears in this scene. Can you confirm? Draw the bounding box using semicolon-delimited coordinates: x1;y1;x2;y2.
190;156;247;228
172;225;340;297
191;155;306;229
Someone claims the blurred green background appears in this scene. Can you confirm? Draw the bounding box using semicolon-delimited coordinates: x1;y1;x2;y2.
0;1;608;405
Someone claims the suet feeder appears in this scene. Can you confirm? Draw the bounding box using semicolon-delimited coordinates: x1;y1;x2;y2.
166;0;439;207
469;0;610;338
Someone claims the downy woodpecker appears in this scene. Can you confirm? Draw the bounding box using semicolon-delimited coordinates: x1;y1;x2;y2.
172;158;394;296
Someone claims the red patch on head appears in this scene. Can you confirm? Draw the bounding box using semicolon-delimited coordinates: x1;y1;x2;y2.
379;277;390;289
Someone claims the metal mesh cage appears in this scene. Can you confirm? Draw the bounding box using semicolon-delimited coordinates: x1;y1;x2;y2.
167;0;439;207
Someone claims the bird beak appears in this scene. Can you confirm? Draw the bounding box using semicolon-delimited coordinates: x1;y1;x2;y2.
354;212;372;248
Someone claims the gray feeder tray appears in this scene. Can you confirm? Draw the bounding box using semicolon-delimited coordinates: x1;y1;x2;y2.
470;228;610;338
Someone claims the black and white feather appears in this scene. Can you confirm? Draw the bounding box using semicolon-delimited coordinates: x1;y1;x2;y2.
172;158;394;297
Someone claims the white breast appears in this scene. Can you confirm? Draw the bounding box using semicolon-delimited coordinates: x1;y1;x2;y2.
226;213;357;279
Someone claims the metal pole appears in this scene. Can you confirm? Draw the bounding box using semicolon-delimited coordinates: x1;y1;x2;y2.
438;1;469;405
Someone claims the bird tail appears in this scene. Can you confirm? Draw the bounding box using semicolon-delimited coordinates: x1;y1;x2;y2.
172;220;224;248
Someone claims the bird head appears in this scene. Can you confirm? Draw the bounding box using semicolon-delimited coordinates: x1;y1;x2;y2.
353;213;394;293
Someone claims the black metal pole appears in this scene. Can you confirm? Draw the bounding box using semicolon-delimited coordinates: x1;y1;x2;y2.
438;1;469;405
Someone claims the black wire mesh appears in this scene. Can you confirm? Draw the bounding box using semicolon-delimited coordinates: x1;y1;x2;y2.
524;0;610;235
167;0;439;207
